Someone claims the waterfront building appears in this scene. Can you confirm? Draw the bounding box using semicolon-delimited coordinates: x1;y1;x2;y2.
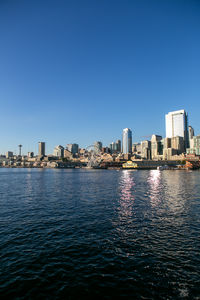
171;136;185;154
187;135;200;156
163;137;171;149
163;136;184;159
163;135;184;158
67;143;79;154
122;128;132;154
165;109;189;149
38;142;45;156
54;145;64;158
94;141;102;153
163;148;178;160
189;138;194;149
141;140;151;159
151;135;163;160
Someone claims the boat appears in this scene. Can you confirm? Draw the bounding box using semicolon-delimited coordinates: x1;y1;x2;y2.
157;165;170;170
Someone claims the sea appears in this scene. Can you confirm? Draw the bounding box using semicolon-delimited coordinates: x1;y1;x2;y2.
0;168;200;299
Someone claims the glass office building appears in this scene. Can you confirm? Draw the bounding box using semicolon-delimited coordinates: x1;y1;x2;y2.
165;110;189;148
66;143;79;154
122;128;132;154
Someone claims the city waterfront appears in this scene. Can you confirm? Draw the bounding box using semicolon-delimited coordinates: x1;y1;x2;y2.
1;169;200;299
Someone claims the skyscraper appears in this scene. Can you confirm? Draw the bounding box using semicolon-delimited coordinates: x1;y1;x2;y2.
66;144;79;154
151;135;162;159
122;128;132;154
165;110;189;149
141;140;151;159
109;140;121;153
38;142;45;156
115;140;121;152
188;126;195;148
188;126;194;140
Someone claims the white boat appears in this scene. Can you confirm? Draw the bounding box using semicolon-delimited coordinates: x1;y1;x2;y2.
157;165;170;170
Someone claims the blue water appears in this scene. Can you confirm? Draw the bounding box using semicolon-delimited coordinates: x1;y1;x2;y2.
0;168;200;299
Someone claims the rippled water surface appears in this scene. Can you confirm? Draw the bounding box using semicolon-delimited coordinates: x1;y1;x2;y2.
0;168;200;299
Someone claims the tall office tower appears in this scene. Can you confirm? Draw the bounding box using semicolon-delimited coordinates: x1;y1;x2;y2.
38;142;45;156
112;142;117;152
163;137;171;149
122;128;132;154
151;135;162;159
109;140;121;153
109;142;114;153
94;141;102;152
141;140;151;159
188;126;194;149
66;143;79;154
116;140;121;152
188;126;194;140
102;147;110;154
171;136;185;154
165;109;189;149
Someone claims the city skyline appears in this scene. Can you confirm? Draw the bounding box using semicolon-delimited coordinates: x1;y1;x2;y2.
0;1;200;154
1;108;198;156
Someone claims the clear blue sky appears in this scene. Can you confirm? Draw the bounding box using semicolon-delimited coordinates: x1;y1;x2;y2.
0;0;200;155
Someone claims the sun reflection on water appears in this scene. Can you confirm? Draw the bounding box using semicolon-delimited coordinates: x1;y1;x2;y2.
118;170;135;218
147;170;161;208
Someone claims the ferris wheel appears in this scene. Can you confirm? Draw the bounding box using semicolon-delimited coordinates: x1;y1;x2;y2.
85;144;102;167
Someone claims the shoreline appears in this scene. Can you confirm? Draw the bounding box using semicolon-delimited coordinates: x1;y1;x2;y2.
0;166;197;171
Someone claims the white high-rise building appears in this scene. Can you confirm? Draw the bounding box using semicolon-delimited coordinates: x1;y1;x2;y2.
165;110;189;148
122;128;132;154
